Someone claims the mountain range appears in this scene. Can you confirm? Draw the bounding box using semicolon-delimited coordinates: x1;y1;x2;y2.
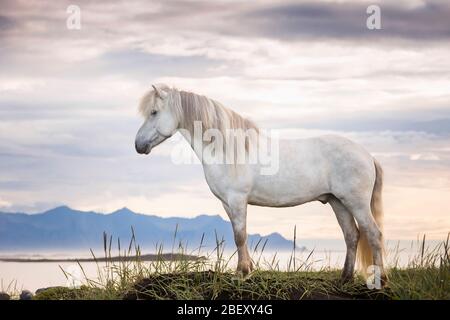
0;206;296;251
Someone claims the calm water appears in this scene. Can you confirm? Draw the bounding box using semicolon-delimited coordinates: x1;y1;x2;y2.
0;250;345;292
0;240;437;292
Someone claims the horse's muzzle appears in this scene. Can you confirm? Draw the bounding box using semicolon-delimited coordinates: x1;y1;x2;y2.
135;141;151;154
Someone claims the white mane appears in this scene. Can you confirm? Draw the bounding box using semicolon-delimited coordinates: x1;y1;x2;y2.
139;85;259;139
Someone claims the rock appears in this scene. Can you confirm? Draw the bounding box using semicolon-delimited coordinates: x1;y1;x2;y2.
20;290;33;300
0;292;10;300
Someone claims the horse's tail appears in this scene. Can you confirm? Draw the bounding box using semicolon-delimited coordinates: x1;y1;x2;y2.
357;158;385;277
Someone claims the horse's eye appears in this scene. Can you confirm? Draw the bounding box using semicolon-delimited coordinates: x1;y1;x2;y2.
151;110;158;116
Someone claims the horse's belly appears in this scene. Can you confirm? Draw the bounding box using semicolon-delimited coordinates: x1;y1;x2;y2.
247;192;315;207
247;175;328;207
247;139;330;207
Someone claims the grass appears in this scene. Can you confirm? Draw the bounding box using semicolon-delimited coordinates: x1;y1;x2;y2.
1;228;444;300
386;235;450;299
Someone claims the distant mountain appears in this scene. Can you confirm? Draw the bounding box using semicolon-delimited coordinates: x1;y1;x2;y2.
0;206;296;251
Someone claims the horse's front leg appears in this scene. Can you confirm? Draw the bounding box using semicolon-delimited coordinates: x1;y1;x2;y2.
222;196;252;276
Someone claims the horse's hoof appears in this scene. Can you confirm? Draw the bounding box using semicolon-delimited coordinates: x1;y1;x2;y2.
237;261;253;277
339;273;354;285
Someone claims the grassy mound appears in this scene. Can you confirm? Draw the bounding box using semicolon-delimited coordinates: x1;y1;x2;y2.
31;233;449;300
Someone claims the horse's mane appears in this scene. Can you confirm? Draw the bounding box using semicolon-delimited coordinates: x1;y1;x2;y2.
139;85;259;138
178;91;258;136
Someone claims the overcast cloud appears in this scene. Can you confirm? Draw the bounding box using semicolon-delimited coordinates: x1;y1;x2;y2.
0;0;449;240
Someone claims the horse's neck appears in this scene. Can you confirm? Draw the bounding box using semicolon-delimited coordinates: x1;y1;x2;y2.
178;123;234;167
178;126;205;162
177;124;268;168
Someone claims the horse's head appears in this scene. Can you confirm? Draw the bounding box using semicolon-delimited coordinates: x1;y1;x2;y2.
135;84;179;154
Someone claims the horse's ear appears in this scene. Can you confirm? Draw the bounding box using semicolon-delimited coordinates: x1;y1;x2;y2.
152;84;168;99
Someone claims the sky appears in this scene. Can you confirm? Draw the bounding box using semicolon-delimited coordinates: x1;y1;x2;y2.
0;0;449;241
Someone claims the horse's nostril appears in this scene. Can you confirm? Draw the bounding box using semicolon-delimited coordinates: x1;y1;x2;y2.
135;140;151;154
135;141;144;154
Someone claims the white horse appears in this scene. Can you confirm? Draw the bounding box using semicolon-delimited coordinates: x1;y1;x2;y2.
135;84;386;284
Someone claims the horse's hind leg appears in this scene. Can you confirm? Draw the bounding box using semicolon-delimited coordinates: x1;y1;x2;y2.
329;197;359;282
222;196;253;276
343;199;385;284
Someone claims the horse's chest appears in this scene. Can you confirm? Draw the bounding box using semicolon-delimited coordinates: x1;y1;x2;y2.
204;176;226;200
202;166;252;203
202;169;230;202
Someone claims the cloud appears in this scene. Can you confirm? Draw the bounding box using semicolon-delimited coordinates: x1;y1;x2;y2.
237;1;450;41
410;153;440;161
0;0;449;240
0;15;15;30
0;197;12;208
